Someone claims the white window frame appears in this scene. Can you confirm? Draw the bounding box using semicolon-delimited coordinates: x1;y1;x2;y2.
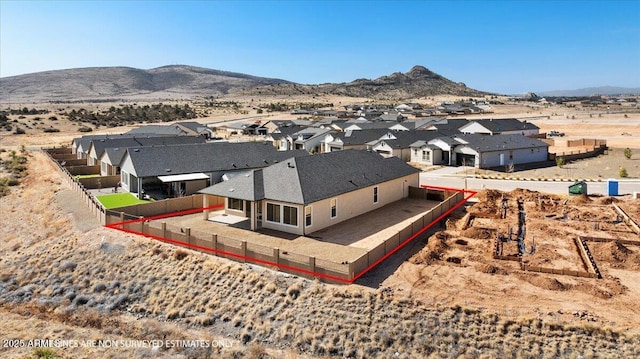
266;203;281;223
305;206;312;227
227;198;244;212
330;198;337;219
121;171;129;187
283;205;298;227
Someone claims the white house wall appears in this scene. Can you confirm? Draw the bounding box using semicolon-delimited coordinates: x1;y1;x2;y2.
305;173;418;235
260;173;418;236
478;147;548;168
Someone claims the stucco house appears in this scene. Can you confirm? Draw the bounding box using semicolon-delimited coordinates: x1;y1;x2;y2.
199;150;420;235
369;130;442;162
410;134;549;168
458;118;540;136
321;129;389;153
88;135;206;168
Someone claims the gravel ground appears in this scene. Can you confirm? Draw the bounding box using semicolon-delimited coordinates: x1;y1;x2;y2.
485;147;640;180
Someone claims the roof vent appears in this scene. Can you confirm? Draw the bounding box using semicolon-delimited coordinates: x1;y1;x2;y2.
133;149;140;152
165;168;171;172
287;162;295;168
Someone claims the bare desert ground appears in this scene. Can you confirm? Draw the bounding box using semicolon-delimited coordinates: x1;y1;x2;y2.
1;97;640;358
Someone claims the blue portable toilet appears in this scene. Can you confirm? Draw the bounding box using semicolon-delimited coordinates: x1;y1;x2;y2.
607;179;618;196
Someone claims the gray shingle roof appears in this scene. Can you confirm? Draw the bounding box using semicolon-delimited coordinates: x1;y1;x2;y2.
453;134;549;152
375;130;443;149
200;150;420;205
90;136;205;159
127;125;189;136
330;129;389;145
202;169;265;201
126;142;308;178
462;118;539;133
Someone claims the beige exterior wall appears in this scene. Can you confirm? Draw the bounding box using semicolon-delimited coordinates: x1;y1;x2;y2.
258;173;419;235
306;173;417;235
261;201;305;235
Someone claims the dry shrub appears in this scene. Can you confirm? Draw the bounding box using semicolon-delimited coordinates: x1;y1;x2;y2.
286;284;301;299
264;282;276;293
174;249;189;260
246;342;270;359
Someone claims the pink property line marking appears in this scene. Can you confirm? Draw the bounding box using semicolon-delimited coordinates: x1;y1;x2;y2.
105;187;476;284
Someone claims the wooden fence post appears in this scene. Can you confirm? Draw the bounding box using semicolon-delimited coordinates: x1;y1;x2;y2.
185;228;191;246
309;256;316;278
212;234;218;251
241;241;247;263
273;248;279;270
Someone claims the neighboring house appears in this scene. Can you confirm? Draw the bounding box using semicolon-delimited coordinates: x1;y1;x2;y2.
289;127;332;153
118;142;308;198
389;118;437;131
422;118;469;133
321;129;389;152
174;121;215;139
92;136;207;175
458;118;540;136
410;136;460;166
267;125;306;151
224;122;268;135
451;134;549;168
199;150;420;235
370;131;442;162
340;122;397;132
72;134;143;159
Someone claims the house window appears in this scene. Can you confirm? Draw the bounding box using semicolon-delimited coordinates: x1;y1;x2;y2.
305;206;312;227
422;150;430;161
283;205;298;226
101;162;107;174
228;198;244;211
531;148;534;153
509;151;514;160
121;171;129;187
373;186;379;203
330;198;337;218
266;203;281;223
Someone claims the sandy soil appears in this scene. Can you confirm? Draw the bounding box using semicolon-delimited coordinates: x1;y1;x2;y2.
381;189;640;334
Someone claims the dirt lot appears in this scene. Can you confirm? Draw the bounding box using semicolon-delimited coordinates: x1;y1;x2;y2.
382;188;640;335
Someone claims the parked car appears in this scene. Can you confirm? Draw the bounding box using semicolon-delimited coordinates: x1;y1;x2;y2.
547;130;565;138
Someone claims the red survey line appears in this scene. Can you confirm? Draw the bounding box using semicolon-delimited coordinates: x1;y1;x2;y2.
351;187;476;281
105;188;475;284
109;221;351;283
105;205;224;228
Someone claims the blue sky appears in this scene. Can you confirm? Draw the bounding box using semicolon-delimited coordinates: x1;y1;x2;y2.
1;0;639;94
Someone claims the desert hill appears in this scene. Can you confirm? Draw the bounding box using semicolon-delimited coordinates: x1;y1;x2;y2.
240;65;488;100
0;65;488;103
0;65;292;103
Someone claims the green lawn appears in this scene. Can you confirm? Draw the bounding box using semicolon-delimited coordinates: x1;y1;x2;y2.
96;193;153;209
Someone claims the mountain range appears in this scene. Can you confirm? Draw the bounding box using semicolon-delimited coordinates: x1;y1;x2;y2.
0;65;487;102
537;86;640;97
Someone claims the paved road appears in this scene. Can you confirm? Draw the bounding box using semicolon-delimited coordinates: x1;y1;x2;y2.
420;172;640;195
